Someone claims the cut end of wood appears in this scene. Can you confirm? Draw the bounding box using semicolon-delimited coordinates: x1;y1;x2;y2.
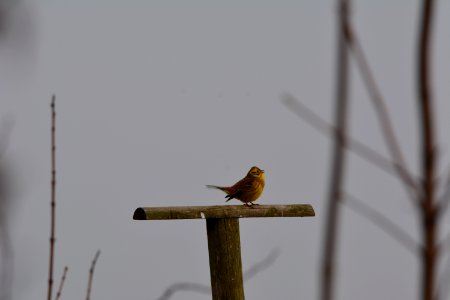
133;208;147;220
132;204;315;221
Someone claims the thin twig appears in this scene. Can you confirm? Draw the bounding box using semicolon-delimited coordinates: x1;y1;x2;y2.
154;249;280;300
47;95;56;300
343;192;419;255
55;266;68;300
86;250;101;300
321;1;350;299
343;13;421;202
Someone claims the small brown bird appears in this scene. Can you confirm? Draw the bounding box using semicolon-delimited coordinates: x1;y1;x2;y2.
206;166;265;207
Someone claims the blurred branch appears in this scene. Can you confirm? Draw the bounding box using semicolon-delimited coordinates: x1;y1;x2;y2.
243;248;280;280
343;192;419;255
47;95;56;300
436;218;450;300
0;117;14;300
55;266;68;300
342;7;421;203
154;249;280;300
155;282;210;300
0;226;12;300
436;249;450;300
282;94;407;178
0;116;13;156
86;250;101;300
438;232;450;268
321;1;350;299
435;166;450;219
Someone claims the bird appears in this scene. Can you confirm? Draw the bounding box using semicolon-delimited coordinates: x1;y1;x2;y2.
206;166;265;207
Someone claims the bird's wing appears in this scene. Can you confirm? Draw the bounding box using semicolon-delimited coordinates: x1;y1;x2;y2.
226;177;255;200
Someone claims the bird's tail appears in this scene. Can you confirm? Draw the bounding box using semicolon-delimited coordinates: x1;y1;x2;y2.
206;185;229;193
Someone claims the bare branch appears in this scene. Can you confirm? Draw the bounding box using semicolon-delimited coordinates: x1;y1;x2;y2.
343;192;419;255
342;16;421;201
417;0;438;299
48;95;56;300
86;250;101;300
321;1;351;299
55;266;68;300
154;249;280;300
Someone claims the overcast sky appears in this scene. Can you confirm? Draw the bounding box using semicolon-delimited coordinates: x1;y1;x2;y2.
1;1;450;299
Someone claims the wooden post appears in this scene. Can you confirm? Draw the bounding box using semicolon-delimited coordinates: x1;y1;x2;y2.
207;218;244;300
133;204;315;300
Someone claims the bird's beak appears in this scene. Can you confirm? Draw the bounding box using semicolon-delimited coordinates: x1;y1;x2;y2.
261;170;265;173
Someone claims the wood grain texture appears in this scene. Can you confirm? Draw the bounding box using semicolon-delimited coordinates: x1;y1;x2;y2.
133;204;315;220
206;218;244;300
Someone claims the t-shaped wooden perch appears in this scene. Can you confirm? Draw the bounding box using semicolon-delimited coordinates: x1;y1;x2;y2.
133;204;315;300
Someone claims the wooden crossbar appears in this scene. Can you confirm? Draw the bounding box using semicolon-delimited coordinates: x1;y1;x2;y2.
133;204;315;220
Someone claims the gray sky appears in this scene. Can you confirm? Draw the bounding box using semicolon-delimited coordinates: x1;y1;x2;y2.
2;1;450;299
